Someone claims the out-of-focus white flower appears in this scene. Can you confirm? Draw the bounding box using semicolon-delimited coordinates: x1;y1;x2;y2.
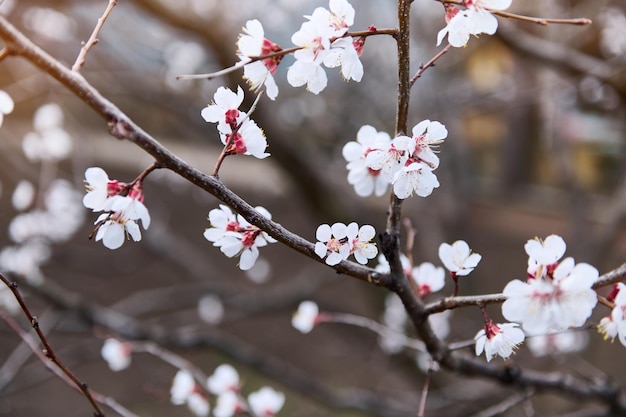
22;103;72;162
213;391;245;417
247;386;285;417
186;392;210;417
101;338;132;372
527;330;589;357
0;242;50;283
379;294;407;354
411;262;445;296
292;301;320;334
438;240;482;277
207;364;240;395
0;90;15;128
197;294;224;325
12;180;35;211
475;321;525;362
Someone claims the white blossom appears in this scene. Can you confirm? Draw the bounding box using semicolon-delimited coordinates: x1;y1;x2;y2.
475;322;525;362
101;338;132;372
247;387;285;417
438;240;482;277
292;300;320;334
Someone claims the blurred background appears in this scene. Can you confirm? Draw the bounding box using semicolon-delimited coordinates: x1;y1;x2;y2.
0;0;625;416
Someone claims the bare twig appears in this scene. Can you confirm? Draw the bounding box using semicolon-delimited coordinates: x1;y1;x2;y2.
0;309;138;417
410;44;452;86
72;0;118;72
130;341;209;386
324;312;426;352
0;274;106;416
468;389;535;417
493;10;591;26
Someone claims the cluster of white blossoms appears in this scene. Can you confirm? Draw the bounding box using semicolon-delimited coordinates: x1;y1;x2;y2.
83;167;151;250
234;0;363;98
204;205;277;271
169;365;285;417
0;103;84;290
314;222;378;266
201;86;269;160
287;0;362;94
22;103;73;162
343;121;447;199
437;0;512;48
502;235;599;334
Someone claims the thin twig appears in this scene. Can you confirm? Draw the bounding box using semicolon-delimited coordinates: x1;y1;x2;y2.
72;0;118;72
0;309;138;417
468;388;535;417
130;341;209;386
177;27;397;80
324;312;426;352
493;10;591;26
410;43;452;86
417;367;433;417
0;273;106;417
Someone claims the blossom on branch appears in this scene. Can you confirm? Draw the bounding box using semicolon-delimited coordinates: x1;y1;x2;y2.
342;125;392;197
598;283;626;347
292;300;320;334
84;167;151;250
247;386;285;417
204;205;277;270
170;369;210;417
214;391;245;417
93;192;151;250
237;20;282;100
288;0;363;94
438;240;482;277
364;120;447;199
101;338;132;372
502;235;598;333
201;86;246;132
207;364;240;395
83;167;123;211
314;222;378;266
436;0;512;48
218;118;270;159
411;262;445;297
475;321;525;362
